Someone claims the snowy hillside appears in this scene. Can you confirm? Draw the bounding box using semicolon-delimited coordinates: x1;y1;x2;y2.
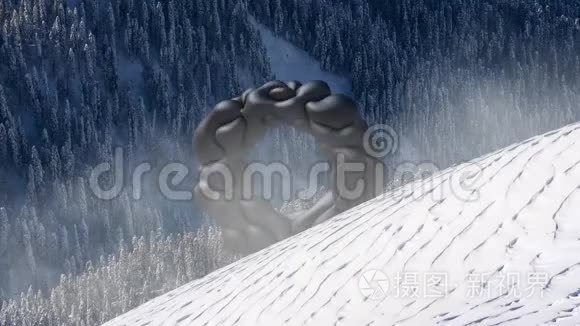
105;122;580;326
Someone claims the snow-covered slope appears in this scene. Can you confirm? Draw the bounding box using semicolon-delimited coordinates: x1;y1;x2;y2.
105;122;580;326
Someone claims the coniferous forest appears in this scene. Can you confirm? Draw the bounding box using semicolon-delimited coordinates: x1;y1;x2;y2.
1;0;580;324
0;0;269;301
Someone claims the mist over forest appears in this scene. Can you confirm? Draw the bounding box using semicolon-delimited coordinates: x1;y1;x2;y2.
0;0;580;324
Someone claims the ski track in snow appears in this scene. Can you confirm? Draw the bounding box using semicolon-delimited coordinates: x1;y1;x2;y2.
252;19;352;95
252;20;420;163
105;121;580;325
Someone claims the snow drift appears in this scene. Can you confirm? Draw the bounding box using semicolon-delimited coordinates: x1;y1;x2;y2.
105;122;580;325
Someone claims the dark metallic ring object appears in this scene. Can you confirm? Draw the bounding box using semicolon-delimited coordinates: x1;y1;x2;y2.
193;80;380;254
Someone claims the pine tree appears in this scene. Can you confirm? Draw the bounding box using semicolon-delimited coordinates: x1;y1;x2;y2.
0;85;10;124
0;124;7;162
0;208;8;256
49;145;62;181
60;135;74;178
79;218;89;255
39;129;51;164
22;222;37;275
59;225;69;260
26;165;37;205
72;225;82;269
7;127;21;168
31;147;44;192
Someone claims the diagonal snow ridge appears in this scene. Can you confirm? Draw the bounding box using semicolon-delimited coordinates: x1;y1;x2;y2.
105;122;580;326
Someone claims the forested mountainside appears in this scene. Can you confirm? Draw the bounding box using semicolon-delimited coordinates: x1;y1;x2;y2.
0;225;237;325
1;0;580;324
250;0;580;166
0;0;271;298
